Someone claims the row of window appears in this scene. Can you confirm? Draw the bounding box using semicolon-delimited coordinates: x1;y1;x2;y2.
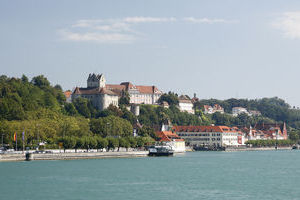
223;138;237;141
188;138;211;141
178;133;221;137
188;138;221;141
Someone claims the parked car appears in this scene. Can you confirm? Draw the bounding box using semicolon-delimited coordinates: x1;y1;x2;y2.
34;150;45;154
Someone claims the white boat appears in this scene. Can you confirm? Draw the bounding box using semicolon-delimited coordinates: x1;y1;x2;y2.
148;145;174;156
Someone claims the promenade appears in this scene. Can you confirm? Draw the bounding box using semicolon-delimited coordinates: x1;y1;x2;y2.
0;150;149;162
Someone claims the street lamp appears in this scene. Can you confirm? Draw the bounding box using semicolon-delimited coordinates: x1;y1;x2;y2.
106;123;110;136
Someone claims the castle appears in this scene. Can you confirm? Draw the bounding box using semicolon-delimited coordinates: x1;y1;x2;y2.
72;73;162;111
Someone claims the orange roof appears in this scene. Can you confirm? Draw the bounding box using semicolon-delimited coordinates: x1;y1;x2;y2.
172;125;236;133
64;90;72;98
156;131;184;142
136;85;161;94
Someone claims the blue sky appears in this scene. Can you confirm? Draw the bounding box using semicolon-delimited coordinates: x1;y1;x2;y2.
1;0;300;106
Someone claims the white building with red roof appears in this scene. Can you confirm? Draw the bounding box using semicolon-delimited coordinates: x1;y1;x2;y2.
178;95;194;114
242;123;288;141
172;125;243;147
106;81;162;105
156;131;186;152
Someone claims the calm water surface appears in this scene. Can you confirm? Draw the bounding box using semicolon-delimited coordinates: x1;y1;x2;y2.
1;151;300;200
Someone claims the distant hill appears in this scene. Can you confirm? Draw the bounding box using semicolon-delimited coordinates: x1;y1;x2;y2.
194;97;300;129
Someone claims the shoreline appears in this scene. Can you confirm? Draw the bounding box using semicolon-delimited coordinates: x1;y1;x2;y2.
0;151;149;162
1;147;296;162
225;146;292;152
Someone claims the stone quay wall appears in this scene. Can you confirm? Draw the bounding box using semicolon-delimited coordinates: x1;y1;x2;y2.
0;151;149;162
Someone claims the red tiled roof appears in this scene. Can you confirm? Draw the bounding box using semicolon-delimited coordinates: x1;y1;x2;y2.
106;84;162;95
73;87;117;95
179;95;192;103
204;105;211;110
156;131;184;142
172;125;236;133
105;84;126;90
136;85;161;94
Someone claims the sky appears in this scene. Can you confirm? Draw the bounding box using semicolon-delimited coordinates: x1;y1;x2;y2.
1;0;300;106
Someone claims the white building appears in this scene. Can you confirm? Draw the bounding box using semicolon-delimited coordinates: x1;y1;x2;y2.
203;104;224;114
232;107;249;116
173;125;244;147
178;95;194;114
106;82;162;105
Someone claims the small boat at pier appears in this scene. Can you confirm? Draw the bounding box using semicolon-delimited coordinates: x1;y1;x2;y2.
148;145;174;156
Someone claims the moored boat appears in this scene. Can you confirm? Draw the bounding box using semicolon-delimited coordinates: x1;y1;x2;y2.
148;145;174;156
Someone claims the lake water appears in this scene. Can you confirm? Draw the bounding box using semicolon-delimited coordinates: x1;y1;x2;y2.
1;151;300;200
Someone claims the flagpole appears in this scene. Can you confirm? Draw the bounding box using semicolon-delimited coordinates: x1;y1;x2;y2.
22;130;25;154
15;132;17;152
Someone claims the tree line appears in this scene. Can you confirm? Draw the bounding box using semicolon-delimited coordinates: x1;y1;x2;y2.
1;74;300;148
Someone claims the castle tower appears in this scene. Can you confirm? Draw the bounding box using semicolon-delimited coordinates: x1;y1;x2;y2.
87;73;106;88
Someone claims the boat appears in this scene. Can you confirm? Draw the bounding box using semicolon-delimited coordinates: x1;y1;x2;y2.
148;145;174;156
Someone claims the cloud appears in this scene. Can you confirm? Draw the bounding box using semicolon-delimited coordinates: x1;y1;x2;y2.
273;12;300;39
60;16;238;44
61;17;176;44
123;17;176;23
184;17;238;24
59;30;135;43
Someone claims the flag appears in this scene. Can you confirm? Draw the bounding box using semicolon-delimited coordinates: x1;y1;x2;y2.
22;131;25;141
14;132;17;142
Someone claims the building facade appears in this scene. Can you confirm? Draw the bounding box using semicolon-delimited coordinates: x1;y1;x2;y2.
106;82;162;105
178;95;194;114
71;73;162;111
72;74;119;111
203;104;224;114
242;123;288;141
172;125;243;147
64;90;72;103
232;107;249;116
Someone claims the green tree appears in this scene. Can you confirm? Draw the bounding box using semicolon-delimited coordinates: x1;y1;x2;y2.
74;137;84;153
31;75;50;88
119;137;130;151
289;131;300;141
119;91;130;106
64;103;78;116
157;92;179;106
107;137;119;152
128;137;137;149
96;137;108;152
73;97;91;118
61;136;76;152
